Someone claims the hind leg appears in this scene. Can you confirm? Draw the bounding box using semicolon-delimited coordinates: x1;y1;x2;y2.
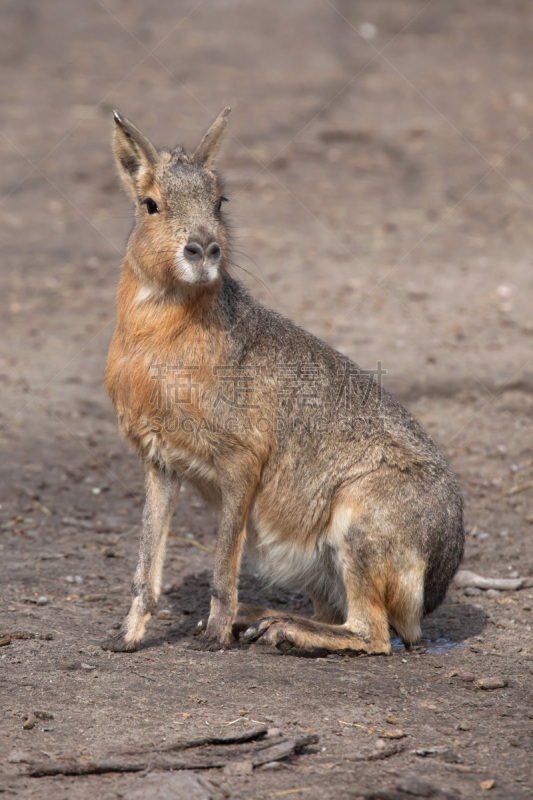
244;560;392;655
243;539;427;654
243;607;391;654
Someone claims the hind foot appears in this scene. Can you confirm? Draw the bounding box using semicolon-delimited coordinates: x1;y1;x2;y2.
243;615;391;655
232;602;293;634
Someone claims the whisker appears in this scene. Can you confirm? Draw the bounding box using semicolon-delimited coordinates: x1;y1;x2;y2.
229;249;272;289
230;249;265;272
147;258;176;268
146;259;177;278
134;248;277;300
227;259;277;301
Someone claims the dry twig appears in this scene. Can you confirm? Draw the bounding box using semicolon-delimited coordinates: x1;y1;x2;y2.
27;731;318;778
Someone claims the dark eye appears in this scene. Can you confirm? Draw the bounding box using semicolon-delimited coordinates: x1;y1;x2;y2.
141;197;159;215
217;196;229;212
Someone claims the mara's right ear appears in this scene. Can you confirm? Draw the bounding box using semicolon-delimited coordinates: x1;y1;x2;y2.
112;110;160;199
192;107;231;168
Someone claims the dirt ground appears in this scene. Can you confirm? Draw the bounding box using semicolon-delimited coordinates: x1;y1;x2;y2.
1;1;533;798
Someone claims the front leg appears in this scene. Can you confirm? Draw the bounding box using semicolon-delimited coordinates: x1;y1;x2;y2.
102;464;181;652
203;468;259;650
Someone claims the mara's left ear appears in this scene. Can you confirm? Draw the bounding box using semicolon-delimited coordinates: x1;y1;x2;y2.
112;110;161;200
192;107;231;168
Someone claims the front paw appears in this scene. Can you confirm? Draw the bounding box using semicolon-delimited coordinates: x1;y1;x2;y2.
192;621;232;651
101;632;139;653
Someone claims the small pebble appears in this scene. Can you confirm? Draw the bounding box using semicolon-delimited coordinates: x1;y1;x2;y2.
458;721;472;731
157;610;171;620
486;589;500;598
476;677;507;690
22;719;35;730
379;729;405;739
36;596;49;606
80;663;96;670
34;711;54;720
460;672;476;682
464;587;482;596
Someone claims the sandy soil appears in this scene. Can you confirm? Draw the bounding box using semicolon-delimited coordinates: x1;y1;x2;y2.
1;1;533;798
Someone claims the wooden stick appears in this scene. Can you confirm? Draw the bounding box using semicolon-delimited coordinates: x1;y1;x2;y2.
121;725;268;755
251;734;318;765
500;481;533;497
27;733;317;778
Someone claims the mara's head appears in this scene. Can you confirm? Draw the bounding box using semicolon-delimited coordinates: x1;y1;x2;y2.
113;107;231;294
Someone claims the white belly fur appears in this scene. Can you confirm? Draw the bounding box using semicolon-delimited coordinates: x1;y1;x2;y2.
245;500;356;615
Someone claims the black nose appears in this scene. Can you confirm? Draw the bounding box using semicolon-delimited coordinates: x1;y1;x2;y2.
206;242;221;262
183;242;203;262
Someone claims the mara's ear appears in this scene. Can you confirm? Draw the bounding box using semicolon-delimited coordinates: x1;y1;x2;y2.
192;107;231;168
112;110;160;199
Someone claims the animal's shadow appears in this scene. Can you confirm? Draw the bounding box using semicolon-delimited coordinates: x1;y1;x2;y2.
146;569;487;654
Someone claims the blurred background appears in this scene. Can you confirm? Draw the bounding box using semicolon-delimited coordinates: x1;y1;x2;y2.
1;4;533;794
1;0;533;611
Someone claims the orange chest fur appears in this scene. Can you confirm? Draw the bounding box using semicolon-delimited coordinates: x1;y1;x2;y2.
105;278;227;460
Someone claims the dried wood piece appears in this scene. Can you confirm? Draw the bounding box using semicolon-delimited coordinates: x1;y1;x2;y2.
121;725;268;755
501;481;533;497
27;732;317;778
249;734;318;766
454;569;524;591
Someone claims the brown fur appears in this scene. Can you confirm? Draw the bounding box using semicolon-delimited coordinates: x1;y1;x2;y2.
102;108;464;655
